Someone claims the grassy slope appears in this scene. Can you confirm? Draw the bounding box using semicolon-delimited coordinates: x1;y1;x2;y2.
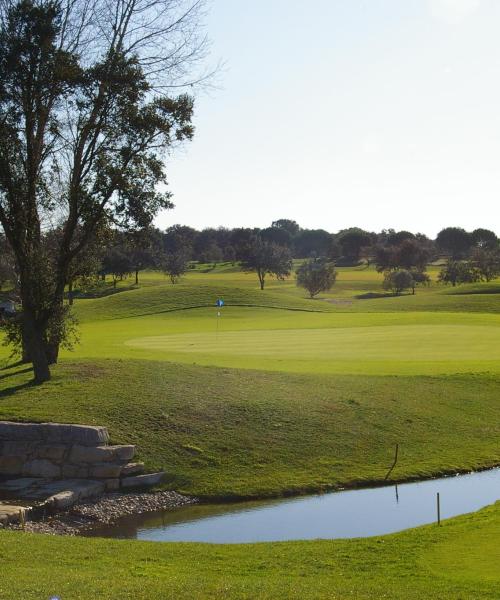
1;502;499;599
1;360;499;498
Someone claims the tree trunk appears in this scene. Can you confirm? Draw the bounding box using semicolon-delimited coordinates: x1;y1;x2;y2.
45;339;59;365
21;326;31;364
23;311;50;383
135;269;139;285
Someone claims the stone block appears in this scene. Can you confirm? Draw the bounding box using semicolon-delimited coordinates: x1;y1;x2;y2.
104;478;120;491
69;444;135;464
121;472;165;489
0;422;43;441
23;459;61;478
121;462;145;477
36;445;67;461
0;455;24;476
61;464;89;478
89;464;123;479
0;441;37;456
111;445;135;462
41;423;109;446
48;490;78;510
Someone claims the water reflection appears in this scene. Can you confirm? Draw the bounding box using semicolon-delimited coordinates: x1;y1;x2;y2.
84;468;500;544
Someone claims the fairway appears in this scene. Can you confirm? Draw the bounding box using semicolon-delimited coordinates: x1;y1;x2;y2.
125;323;500;375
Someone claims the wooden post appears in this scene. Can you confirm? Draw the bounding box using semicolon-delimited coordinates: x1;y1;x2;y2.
437;492;441;526
385;443;399;480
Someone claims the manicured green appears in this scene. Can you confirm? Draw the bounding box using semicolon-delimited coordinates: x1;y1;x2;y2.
1;502;499;598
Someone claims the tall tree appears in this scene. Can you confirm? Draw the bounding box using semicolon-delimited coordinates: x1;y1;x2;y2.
241;239;292;290
0;0;208;382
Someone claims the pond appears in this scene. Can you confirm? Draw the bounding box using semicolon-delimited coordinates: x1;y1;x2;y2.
84;468;500;544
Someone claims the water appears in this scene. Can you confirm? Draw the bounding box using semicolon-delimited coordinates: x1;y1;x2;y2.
85;468;500;543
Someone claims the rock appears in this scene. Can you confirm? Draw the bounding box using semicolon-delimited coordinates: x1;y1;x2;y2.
41;423;109;446
121;462;145;477
36;445;67;461
0;478;43;494
23;459;61;478
0;455;24;476
121;472;165;489
111;445;135;462
89;464;123;479
0;422;43;441
0;441;37;456
48;490;78;510
61;464;89;478
103;478;120;491
69;444;135;464
0;504;28;525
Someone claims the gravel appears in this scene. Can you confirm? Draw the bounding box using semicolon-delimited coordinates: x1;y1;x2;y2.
3;490;197;536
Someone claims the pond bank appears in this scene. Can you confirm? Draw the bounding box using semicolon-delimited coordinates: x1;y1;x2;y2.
2;490;197;536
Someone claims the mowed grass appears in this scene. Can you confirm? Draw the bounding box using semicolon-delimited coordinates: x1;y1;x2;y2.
1;360;499;498
1;265;499;598
1;501;500;599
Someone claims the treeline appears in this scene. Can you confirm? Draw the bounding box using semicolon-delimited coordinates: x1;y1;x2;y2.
1;221;498;301
108;220;500;266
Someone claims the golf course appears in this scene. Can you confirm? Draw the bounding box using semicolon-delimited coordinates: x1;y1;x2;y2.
1;264;499;598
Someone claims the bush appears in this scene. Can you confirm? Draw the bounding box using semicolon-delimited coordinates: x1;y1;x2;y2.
296;257;337;298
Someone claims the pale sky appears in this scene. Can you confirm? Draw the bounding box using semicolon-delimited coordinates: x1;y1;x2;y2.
156;0;500;237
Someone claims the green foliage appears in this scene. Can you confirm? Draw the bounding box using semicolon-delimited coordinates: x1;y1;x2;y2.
382;269;414;295
241;239;292;289
438;260;481;287
296;257;337;297
162;251;189;284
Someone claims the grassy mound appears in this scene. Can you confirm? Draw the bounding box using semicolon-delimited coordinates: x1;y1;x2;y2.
1;360;499;498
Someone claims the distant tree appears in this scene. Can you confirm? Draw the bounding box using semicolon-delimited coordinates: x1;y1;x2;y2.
223;245;237;263
296;257;337;298
338;228;373;263
271;219;300;236
231;228;259;261
200;242;223;266
471;228;498;250
162;225;198;259
437;260;480;287
408;269;430;295
471;248;500;282
374;239;430;273
241;239;292;290
126;229;160;285
436;228;472;259
382;270;414;295
67;244;102;305
0;237;16;291
102;248;133;288
294;229;335;258
385;230;415;246
162;251;188;284
261;226;292;247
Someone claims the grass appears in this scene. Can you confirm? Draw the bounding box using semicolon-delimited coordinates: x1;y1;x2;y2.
1;360;499;498
0;264;499;597
0;501;499;598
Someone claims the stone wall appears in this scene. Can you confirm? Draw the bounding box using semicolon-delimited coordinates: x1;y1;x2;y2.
0;421;162;492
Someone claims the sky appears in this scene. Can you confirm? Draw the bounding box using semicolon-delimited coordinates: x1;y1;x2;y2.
156;0;500;237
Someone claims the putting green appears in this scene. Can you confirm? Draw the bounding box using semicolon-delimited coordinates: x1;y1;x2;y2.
125;323;500;375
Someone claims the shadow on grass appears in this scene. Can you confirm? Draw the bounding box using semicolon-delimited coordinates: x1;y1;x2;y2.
0;378;36;398
355;292;401;299
0;365;32;381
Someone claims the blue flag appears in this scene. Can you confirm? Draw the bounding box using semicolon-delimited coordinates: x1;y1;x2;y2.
215;299;224;307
